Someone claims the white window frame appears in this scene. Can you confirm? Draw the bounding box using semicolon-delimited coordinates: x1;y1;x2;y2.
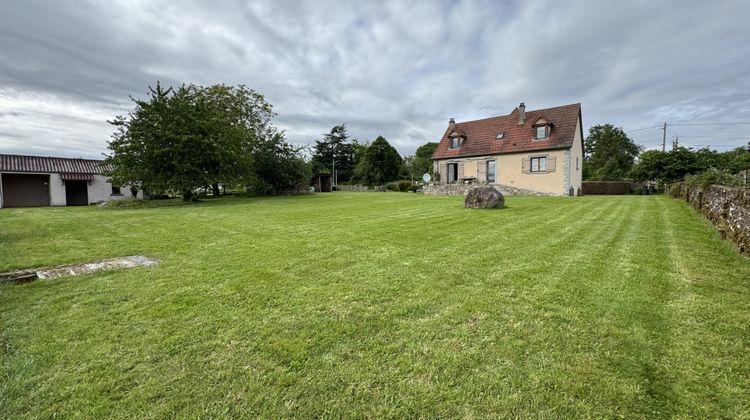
534;125;548;140
486;160;496;183
530;156;547;172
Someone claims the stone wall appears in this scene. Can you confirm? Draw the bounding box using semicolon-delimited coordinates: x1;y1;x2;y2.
670;184;750;257
335;185;386;192
422;183;551;196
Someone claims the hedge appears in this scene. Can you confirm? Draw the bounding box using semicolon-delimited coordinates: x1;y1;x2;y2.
581;181;631;195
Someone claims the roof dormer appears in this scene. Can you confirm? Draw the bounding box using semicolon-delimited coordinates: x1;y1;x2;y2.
448;129;465;149
532;117;552;140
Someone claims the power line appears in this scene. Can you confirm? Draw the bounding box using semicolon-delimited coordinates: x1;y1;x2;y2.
669;122;750;126
626;125;662;133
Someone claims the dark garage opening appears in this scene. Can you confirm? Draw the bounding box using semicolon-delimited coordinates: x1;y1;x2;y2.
65;181;89;206
1;174;50;207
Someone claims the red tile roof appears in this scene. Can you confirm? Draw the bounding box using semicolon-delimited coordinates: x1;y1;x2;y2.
432;103;581;160
0;154;111;174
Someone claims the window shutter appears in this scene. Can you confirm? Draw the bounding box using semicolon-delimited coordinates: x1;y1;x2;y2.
522;158;531;173
477;160;486;181
547;156;556;172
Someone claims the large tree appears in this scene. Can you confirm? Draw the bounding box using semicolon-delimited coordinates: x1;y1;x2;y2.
252;132;310;194
353;136;402;185
106;83;295;199
414;141;438;176
584;124;641;180
630;146;745;184
311;125;356;182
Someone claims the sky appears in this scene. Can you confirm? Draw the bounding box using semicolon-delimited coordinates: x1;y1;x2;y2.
0;0;749;160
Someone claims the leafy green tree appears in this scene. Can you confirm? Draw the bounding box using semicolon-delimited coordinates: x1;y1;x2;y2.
311;125;355;182
722;147;750;174
251;132;310;194
632;147;712;184
351;139;369;168
414;142;438;176
584;124;641;180
630;150;667;182
106;82;295;200
415;142;438;159
400;156;416;181
632;144;750;186
353;136;402;185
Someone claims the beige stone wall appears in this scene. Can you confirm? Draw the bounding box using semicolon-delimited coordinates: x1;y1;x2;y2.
570;116;584;193
436;149;569;195
496;150;566;195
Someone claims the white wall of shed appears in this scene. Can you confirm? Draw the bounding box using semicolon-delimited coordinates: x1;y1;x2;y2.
88;174;142;203
50;173;66;206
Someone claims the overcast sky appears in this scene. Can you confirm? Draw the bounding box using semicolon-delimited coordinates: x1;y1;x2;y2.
1;0;749;159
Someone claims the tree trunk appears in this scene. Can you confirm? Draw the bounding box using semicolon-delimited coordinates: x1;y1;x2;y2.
182;190;195;202
212;183;220;196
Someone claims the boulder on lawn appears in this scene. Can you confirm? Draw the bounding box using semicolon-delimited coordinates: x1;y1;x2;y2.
464;186;505;209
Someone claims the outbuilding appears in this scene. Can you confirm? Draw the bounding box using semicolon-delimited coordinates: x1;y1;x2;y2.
0;154;141;208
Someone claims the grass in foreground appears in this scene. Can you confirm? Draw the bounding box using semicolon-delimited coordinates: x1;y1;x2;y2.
1;193;749;418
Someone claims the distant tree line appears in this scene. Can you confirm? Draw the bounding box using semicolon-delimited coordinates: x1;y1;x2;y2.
105;83;309;200
311;125;436;186
107;84;442;197
584;123;750;187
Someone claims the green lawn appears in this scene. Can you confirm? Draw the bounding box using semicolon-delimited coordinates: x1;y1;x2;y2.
1;193;749;418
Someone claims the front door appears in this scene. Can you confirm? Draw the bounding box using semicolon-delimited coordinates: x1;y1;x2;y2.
447;163;458;184
65;181;88;206
486;160;496;184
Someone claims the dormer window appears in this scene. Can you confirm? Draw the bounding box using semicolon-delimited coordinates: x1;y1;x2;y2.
532;117;551;140
535;125;547;139
448;129;465;149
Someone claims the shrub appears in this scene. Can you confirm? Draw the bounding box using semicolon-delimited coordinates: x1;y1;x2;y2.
667;183;682;197
386;180;413;192
581;181;631;195
99;198;195;210
684;168;742;188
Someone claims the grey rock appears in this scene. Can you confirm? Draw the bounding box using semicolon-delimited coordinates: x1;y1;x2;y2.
464;186;505;209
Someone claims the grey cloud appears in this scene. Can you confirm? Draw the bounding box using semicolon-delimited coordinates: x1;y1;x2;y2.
1;0;749;159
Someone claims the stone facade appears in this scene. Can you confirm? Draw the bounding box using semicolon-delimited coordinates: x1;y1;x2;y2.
423;182;550;196
670;183;750;257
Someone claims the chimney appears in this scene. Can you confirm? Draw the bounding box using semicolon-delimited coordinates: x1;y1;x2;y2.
517;103;526;125
448;117;455;132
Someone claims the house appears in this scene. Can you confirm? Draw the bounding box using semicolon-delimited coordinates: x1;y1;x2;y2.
431;102;583;196
0;154;142;208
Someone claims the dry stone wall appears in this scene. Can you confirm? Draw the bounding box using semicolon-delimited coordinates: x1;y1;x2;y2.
670;184;750;257
423;183;550;196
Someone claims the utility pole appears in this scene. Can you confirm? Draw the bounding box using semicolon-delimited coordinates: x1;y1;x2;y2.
662;122;667;152
331;155;336;187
